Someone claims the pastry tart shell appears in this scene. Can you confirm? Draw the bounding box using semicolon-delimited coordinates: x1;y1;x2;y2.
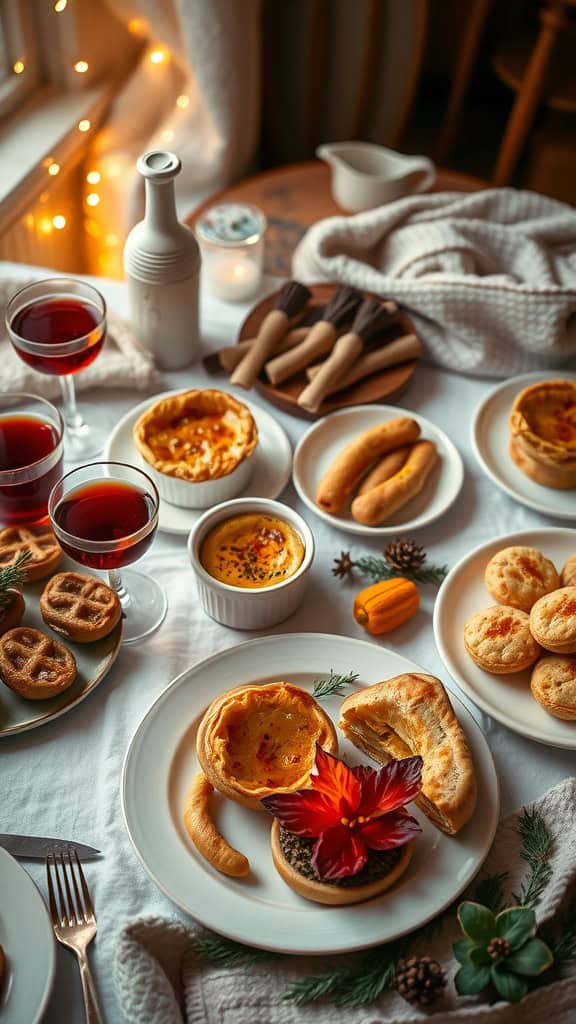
509;381;576;490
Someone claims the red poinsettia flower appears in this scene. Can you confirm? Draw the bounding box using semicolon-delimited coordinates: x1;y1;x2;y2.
262;746;423;881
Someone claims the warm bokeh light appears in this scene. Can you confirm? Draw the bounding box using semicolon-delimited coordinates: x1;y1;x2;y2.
39;218;53;235
74;60;89;73
52;215;67;230
128;17;146;35
13;61;25;74
86;170;101;184
86;193;100;207
105;233;119;247
176;94;189;109
161;129;174;143
149;49;167;65
54;0;68;11
78;119;91;132
48;162;60;176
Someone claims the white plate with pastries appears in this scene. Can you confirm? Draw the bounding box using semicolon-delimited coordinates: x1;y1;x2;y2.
122;632;499;955
292;404;464;536
434;528;576;749
471;371;576;520
104;390;293;537
0;846;55;1024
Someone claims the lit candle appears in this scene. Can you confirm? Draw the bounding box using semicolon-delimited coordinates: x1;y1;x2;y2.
195;202;267;304
207;257;261;302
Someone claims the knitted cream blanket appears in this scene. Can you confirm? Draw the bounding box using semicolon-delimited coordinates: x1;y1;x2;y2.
292;189;576;377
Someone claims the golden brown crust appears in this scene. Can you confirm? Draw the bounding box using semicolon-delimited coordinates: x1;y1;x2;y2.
530;655;576;720
0;525;63;581
183;772;250;877
350;440;438;526
560;555;576;588
0;626;76;700
356;446;413;497
40;572;121;643
484;546;560;612
529;587;576;654
0;590;25;636
196;682;338;810
133;388;258;482
464;605;541;673
339;674;477;835
509;380;576;489
270;818;413;905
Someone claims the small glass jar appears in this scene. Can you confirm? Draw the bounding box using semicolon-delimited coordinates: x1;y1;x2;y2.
195;202;267;303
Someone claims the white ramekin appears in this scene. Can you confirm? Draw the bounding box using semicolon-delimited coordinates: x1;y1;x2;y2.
187;497;315;629
146;452;254;510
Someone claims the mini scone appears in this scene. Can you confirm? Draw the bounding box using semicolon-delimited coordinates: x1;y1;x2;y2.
484;546;560;612
351;440;438;526
40;572;122;643
463;605;541;673
196;682;338;810
0;627;77;700
561;555;576;588
529;587;576;654
339;674;477;835
530;655;576;720
509;379;576;489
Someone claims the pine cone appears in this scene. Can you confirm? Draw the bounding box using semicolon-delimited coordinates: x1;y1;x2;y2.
395;955;446;1007
385;539;427;574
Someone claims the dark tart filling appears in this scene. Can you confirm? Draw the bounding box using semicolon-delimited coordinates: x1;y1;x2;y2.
278;827;403;887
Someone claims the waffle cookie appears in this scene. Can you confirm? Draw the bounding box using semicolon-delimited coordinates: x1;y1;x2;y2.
0;626;76;700
0;524;63;581
40;572;122;644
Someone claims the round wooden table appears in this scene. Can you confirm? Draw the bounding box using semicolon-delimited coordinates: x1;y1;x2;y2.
188;160;485;277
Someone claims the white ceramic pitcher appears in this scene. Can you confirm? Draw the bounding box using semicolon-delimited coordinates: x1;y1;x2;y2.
317;141;436;212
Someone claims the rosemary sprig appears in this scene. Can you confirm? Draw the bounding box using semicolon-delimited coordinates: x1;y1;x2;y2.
312;669;359;700
513;807;554;907
0;550;31;605
194;934;277;967
353;556;448;586
284;941;405;1007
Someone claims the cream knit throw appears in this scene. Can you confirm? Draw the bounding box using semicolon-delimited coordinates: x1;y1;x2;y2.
292;189;576;377
0;277;159;398
114;778;576;1024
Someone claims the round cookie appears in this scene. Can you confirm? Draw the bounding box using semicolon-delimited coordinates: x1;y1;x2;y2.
464;605;541;674
0;626;76;700
484;546;560;612
531;655;576;720
40;572;122;643
529;586;576;654
560;555;576;588
0;524;62;581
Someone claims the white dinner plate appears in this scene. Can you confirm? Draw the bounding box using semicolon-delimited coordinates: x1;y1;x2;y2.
434;528;576;749
104;391;292;536
122;632;499;955
292;405;464;536
471;371;576;520
0;847;55;1024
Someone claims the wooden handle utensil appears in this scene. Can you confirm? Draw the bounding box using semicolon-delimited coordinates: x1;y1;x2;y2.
305;332;422;395
231;280;311;389
204;327;309;374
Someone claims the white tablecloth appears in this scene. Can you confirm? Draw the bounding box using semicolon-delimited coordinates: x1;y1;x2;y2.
1;263;574;1024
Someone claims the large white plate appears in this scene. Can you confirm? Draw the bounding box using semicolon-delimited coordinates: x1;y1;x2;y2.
292;405;464;536
0;847;55;1024
104;391;292;536
434;528;576;749
471;371;576;520
122;632;499;955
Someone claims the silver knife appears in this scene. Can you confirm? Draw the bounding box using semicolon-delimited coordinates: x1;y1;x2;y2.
0;833;101;861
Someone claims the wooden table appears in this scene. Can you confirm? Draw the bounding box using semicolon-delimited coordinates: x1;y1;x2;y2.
188;160;485;276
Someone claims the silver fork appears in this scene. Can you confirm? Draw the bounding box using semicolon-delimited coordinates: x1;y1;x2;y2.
46;848;104;1024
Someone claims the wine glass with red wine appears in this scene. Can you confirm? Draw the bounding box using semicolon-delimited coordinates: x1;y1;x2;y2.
0;393;64;526
5;279;107;461
48;462;167;644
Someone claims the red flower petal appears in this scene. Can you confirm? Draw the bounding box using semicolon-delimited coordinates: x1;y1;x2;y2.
358;809;422;850
261;789;341;836
310;746;361;818
312;824;368;881
354;756;423;818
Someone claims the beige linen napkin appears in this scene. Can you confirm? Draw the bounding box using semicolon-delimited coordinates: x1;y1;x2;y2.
114;777;576;1024
292;188;576;378
0;277;159;397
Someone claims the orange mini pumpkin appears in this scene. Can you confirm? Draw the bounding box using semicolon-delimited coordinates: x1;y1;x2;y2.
354;578;419;635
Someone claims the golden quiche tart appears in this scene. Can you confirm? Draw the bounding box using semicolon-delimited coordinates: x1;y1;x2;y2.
200;512;305;589
133;388;258;482
509;380;576;489
196;681;338;810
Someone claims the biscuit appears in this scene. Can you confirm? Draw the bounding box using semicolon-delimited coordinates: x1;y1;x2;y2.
484;546;560;612
463;605;541;674
560;555;576;588
529;587;576;654
0;627;77;700
0;525;62;581
40;572;121;643
530;655;576;720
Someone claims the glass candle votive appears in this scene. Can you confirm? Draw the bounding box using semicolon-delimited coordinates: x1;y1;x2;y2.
0;393;64;526
195;202;267;303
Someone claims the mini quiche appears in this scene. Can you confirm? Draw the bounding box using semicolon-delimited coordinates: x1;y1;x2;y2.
509;379;576;489
196;681;338;809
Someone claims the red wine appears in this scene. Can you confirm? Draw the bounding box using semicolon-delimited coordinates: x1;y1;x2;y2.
53;480;156;569
10;298;105;375
0;415;63;525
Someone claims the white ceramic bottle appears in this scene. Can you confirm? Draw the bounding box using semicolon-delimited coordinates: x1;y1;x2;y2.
124;151;201;370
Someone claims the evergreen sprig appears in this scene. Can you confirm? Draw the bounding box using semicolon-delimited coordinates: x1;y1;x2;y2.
353;555;448;586
194;934;277;967
550;900;576;966
0;550;31;605
284;941;405;1007
311;669;359;700
513;807;554;907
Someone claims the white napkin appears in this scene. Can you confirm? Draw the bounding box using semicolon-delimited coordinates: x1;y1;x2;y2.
292;188;576;378
114;777;576;1024
0;276;159;398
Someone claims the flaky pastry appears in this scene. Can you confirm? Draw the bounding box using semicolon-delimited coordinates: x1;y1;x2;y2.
509;380;576;489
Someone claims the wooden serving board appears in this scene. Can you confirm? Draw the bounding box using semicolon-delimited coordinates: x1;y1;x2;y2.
235;282;419;420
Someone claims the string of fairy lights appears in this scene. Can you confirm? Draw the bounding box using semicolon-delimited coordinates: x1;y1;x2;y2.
11;0;190;271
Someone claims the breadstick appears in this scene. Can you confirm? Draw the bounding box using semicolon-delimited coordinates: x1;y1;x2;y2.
305;333;422;392
315;417;421;515
356;445;413;497
351;440;438;526
183;772;250;877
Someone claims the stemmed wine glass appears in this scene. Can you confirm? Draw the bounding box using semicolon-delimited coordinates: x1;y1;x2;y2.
48;462;167;644
5;279;107;461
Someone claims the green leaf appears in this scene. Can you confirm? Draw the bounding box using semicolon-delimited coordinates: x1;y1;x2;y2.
506;938;554;977
495;907;536;948
453;938;475;965
490;966;529;1003
469;946;491;967
458;902;496;946
454;963;491;996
